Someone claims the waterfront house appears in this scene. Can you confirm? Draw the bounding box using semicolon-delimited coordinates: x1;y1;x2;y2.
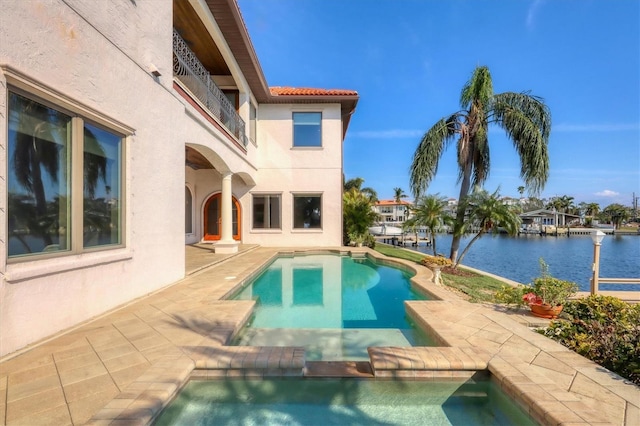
519;208;581;233
373;199;413;225
0;0;358;357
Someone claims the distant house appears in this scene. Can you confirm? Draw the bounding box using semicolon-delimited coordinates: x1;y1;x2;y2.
519;209;581;231
373;200;413;224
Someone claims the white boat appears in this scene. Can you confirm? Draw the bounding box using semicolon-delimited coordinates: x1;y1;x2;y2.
368;225;403;236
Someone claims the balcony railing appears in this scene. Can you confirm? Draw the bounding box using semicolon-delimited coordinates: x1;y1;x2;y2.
173;29;248;147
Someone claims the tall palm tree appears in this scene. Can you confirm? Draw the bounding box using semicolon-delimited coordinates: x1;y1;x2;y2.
410;66;551;262
517;186;525;198
409;194;453;256
455;187;521;267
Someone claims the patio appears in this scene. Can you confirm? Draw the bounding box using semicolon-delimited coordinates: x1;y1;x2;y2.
0;246;637;425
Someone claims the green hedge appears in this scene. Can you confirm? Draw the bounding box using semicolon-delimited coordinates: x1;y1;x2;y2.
540;295;640;385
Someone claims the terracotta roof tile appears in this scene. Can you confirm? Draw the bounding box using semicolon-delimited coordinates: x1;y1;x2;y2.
270;86;358;96
375;199;412;206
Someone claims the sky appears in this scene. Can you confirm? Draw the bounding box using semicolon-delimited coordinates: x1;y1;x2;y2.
237;0;640;207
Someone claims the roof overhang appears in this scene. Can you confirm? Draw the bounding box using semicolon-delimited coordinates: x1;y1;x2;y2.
206;0;359;138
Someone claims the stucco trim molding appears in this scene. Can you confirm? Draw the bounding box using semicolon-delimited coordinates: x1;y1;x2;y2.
3;250;133;283
1;64;135;136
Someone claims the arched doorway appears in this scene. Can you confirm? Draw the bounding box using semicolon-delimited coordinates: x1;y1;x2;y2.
203;193;241;241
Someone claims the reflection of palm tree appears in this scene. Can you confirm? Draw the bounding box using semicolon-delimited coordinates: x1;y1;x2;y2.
83;127;107;199
11;95;65;218
10;94;68;249
9;94;108;253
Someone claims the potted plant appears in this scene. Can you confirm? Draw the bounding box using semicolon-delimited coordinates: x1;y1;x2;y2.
420;255;452;285
348;231;366;247
495;258;578;319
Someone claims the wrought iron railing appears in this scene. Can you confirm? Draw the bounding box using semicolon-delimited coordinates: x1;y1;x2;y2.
173;29;247;146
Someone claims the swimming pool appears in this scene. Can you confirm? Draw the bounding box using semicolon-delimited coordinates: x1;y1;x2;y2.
154;377;536;425
230;254;435;360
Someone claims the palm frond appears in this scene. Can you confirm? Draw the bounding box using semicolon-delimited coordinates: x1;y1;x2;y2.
492;93;551;194
410;116;458;197
460;66;493;109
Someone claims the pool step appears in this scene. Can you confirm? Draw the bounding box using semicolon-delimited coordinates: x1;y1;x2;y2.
304;361;374;378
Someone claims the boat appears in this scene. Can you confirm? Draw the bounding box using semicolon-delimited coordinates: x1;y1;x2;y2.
368;225;403;236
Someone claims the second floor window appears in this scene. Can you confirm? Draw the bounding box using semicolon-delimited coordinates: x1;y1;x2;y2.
293;112;321;147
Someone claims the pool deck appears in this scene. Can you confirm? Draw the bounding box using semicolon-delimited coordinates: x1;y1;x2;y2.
0;246;638;425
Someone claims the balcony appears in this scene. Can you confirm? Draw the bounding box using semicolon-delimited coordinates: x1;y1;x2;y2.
173;29;248;147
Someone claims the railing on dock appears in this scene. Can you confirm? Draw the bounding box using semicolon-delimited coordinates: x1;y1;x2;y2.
590;277;640;295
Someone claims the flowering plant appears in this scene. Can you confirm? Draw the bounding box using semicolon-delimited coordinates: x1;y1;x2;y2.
421;255;453;267
495;258;578;308
522;292;543;306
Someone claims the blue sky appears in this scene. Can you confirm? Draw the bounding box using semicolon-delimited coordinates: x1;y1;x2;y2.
237;0;640;207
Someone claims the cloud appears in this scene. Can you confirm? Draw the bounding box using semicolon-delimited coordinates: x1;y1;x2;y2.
526;0;545;30
350;129;423;139
595;190;620;197
554;123;640;132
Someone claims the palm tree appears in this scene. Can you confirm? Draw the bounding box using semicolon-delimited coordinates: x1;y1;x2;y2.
585;202;600;217
601;203;629;229
343;188;378;244
393;187;408;203
517;186;525;198
409;194;453;256
455;187;521;267
410;66;551;262
344;177;378;203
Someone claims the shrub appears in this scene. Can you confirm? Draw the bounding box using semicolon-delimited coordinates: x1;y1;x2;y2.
541;295;640;385
494;285;528;308
421;255;453;267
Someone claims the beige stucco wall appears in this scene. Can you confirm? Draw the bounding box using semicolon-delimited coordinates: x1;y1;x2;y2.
241;104;344;246
0;0;347;356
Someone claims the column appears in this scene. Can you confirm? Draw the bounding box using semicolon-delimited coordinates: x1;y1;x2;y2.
220;171;233;243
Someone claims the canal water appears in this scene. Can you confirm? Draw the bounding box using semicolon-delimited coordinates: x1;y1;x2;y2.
409;233;640;292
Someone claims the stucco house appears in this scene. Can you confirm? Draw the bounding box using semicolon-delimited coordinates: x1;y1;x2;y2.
0;0;358;357
372;199;413;225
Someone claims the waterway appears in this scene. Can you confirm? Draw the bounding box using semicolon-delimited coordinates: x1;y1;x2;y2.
408;233;640;292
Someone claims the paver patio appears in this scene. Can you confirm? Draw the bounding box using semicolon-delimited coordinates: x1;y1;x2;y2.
0;246;638;425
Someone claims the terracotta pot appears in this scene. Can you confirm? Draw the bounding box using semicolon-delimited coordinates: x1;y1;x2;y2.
530;303;563;319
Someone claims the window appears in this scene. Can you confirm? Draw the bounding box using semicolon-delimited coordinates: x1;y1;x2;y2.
185;186;193;234
292;112;321;147
7;91;124;259
293;195;322;229
249;102;257;145
252;194;281;229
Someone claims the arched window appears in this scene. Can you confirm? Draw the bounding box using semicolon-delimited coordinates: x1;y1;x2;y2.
185;186;193;234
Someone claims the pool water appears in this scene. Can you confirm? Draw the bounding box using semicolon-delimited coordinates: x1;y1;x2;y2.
231;254;435;360
154;378;537;425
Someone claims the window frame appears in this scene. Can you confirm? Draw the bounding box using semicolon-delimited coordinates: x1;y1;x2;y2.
292;193;323;230
6;83;128;262
251;193;282;231
292;111;322;148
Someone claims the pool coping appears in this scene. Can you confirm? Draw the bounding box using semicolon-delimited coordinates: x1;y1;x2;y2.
1;247;638;425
